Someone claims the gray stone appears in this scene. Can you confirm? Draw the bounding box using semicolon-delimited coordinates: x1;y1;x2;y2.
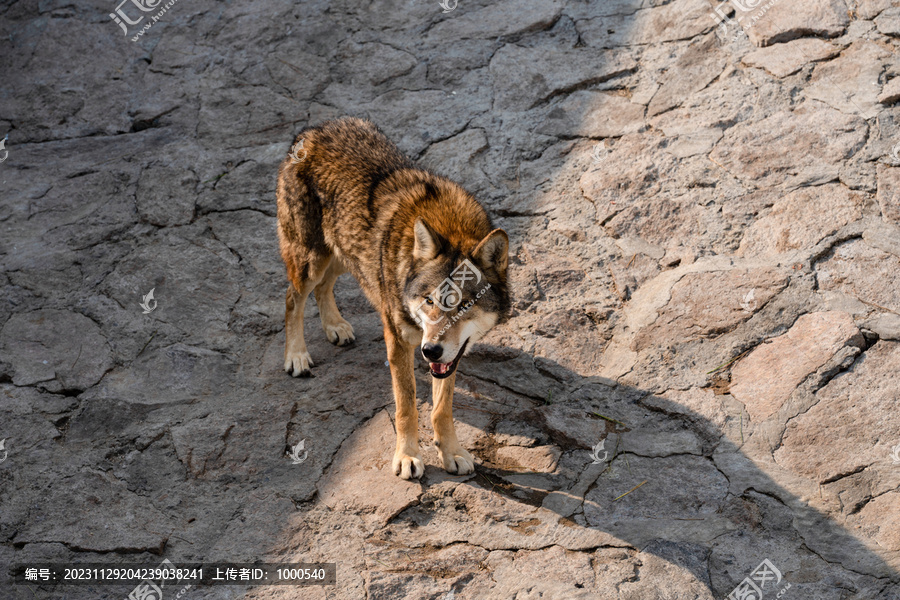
875;7;900;36
863;313;900;340
0;309;113;392
426;0;563;41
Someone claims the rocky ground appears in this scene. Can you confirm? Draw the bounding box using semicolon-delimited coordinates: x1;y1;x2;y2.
2;0;900;598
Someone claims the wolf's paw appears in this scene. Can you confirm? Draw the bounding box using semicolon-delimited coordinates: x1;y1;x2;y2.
284;350;314;377
438;444;475;475
392;450;425;480
324;319;355;346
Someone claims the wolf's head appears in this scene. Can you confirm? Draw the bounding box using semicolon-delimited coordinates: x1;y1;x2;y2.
405;218;510;379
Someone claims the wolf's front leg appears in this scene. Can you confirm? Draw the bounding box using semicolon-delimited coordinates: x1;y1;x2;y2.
385;328;424;479
432;373;475;475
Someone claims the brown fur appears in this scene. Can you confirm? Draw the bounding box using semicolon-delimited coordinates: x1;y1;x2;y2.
276;117;510;479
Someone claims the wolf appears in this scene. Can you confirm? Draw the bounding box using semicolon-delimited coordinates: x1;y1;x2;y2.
276;117;510;479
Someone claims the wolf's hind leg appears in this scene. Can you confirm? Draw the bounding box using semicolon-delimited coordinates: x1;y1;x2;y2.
284;282;315;377
314;258;355;346
283;254;330;377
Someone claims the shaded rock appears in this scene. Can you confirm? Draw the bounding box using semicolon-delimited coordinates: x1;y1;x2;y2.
0;309;113;392
204;210;281;275
775;341;900;483
419;128;490;195
738;184;865;257
807;41;890;119
876;164;900;224
12;472;172;553
171;415;238;478
82;343;239;404
633;268;789;352
361;88;492;157
196;158;280;217
427;0;562;40
493;420;543;447
98;235;243;347
317;410;422;527
337;42;417;87
731;311;863;423
816;239;900;313
709;106;867;189
743;0;849;46
741;38;840;78
489;44;637;111
136;166;197;227
583;455;730;545
537;395;705;458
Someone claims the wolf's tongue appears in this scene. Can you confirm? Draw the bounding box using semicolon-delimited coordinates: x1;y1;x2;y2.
431;362;449;375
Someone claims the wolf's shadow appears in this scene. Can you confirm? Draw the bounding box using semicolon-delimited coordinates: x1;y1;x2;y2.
391;342;900;599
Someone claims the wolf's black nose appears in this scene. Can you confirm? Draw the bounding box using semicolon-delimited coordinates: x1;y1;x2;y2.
422;343;443;361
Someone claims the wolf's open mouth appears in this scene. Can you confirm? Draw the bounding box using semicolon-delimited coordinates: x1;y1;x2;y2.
429;340;468;379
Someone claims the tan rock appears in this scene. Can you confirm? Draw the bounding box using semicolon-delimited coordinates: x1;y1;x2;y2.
775;341;900;484
633;267;790;352
648;36;726;116
730;311;862;423
742;0;849;47
738;184;864;257
816;239;900;313
317;410;422;526
876;164;900;224
709;106;867;189
853;491;900;554
807;41;891;119
741;38;840;78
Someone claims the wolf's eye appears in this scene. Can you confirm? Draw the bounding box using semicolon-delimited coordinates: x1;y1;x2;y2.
425;297;434;306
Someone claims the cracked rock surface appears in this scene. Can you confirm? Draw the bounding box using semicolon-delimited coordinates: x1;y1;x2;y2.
2;0;900;598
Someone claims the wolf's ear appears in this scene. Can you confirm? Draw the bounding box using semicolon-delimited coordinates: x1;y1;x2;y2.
413;218;439;261
473;229;508;277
